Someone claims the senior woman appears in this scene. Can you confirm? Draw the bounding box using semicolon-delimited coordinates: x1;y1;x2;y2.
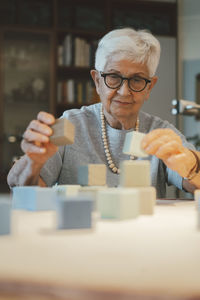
7;28;200;198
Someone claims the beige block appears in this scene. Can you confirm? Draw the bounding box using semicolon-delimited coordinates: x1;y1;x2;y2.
50;118;75;146
123;131;148;158
53;185;81;196
97;188;140;220
78;164;106;186
137;187;156;215
120;160;151;187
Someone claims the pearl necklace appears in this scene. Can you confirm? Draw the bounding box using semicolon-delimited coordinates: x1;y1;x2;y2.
100;105;139;174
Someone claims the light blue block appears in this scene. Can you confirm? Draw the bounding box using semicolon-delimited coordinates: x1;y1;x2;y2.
12;187;57;211
56;195;93;230
0;196;11;235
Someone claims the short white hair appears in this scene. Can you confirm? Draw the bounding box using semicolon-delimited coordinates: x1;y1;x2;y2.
95;27;161;77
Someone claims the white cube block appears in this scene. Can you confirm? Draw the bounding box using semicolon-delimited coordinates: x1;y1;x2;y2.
97;188;140;220
137;187;156;215
123;131;148;158
78;164;106;186
12;186;56;211
120;160;151;187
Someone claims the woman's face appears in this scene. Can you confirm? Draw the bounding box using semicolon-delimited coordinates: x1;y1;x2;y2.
91;58;157;121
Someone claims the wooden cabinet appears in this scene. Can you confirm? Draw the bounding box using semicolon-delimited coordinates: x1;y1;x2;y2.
0;0;177;191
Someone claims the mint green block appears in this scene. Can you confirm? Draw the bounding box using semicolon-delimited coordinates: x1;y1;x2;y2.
97;188;139;220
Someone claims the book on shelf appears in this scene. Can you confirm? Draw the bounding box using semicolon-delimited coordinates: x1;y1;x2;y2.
67;79;74;103
58;34;98;68
57;80;96;105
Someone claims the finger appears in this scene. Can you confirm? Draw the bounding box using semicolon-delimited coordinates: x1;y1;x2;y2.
143;135;176;155
21;139;46;154
37;111;55;125
142;128;181;148
27;120;52;136
23;129;50;143
155;141;183;160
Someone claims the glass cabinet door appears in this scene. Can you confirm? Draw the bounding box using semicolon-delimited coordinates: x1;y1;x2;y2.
2;31;51;171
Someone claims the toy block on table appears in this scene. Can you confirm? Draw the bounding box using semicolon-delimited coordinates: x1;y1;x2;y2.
97;188;140;220
78;164;106;186
56;195;93;230
53;184;81;196
78;186;108;211
194;190;200;210
12;187;56;211
0;196;11;235
50;118;75;146
120;160;151;187
137;187;156;215
123;131;148;158
194;190;200;229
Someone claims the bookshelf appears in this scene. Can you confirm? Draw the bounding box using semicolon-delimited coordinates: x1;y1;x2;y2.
0;0;177;190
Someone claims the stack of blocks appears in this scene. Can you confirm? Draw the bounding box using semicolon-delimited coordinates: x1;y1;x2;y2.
122;131;156;215
97;131;156;220
0;196;11;235
97;160;156;219
120;160;156;215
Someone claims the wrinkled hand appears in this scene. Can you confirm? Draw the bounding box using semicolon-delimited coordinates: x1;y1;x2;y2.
141;128;196;178
21;111;58;166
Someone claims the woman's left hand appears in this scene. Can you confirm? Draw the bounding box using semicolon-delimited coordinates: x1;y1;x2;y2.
141;128;196;178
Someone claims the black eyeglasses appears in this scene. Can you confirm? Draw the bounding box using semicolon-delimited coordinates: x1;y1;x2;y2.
100;72;151;92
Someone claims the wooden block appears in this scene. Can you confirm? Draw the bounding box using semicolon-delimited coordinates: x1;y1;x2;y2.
78;164;106;186
0;196;11;235
53;184;81;196
50;118;75;146
12;187;56;211
120;160;151;187
56;195;93;230
97;188;140;220
137;187;156;215
123;131;148;158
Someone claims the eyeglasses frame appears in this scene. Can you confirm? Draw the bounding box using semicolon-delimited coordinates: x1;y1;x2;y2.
100;72;151;92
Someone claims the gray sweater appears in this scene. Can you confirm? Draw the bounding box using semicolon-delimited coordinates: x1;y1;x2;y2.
40;103;195;198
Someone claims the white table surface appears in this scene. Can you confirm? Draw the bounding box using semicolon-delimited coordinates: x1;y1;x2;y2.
0;199;199;298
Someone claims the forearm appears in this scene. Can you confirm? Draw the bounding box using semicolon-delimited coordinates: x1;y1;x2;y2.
7;155;46;188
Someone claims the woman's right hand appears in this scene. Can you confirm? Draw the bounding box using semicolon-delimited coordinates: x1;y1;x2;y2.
21;111;58;166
